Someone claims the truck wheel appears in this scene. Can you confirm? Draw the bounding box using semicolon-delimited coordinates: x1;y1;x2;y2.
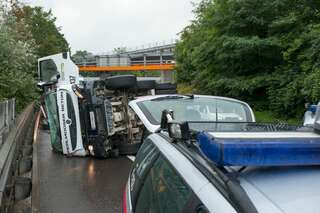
155;89;177;95
155;83;177;90
91;138;113;159
105;75;137;90
92;144;109;159
119;143;141;155
137;80;156;90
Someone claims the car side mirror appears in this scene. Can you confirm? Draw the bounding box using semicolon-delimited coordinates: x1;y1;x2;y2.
313;103;320;132
160;109;190;141
167;121;190;141
160;109;174;129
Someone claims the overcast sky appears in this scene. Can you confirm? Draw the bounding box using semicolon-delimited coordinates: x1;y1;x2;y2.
24;0;198;54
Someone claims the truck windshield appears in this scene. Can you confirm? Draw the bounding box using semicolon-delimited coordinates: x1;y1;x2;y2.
137;96;253;125
39;59;58;83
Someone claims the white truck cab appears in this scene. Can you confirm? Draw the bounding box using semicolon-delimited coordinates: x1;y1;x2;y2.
38;52;161;158
38;52;86;156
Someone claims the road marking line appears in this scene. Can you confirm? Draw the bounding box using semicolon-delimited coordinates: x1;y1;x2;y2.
127;156;136;162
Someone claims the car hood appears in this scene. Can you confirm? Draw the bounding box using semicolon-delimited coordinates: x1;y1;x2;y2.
239;166;320;213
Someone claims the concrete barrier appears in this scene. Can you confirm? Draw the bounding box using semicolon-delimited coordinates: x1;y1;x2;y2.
0;102;36;213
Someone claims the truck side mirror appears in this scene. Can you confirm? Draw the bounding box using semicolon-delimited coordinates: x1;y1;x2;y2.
72;84;84;99
37;74;60;89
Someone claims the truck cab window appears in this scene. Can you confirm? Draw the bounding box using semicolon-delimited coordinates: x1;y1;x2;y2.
40;59;58;83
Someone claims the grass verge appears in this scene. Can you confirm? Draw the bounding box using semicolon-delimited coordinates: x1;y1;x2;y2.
255;111;301;125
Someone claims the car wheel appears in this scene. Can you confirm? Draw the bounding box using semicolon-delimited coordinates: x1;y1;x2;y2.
105;75;137;90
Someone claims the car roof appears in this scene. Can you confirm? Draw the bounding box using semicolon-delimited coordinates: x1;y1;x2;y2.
239;166;320;213
148;133;237;213
133;94;251;106
151;131;320;213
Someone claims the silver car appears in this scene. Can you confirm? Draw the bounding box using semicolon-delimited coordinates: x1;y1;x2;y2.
124;97;320;213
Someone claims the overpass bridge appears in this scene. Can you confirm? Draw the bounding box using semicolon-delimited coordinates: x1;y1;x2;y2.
77;41;176;82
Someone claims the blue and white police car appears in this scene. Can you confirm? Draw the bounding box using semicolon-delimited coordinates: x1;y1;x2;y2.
124;100;320;213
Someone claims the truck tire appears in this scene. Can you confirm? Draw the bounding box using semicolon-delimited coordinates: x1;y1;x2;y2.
155;89;178;95
155;83;177;90
92;142;109;159
119;143;141;155
137;80;156;90
105;75;137;90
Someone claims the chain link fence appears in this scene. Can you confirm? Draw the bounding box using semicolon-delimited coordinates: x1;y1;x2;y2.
0;98;15;146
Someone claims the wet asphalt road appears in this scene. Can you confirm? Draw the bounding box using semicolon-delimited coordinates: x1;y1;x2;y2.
33;131;132;213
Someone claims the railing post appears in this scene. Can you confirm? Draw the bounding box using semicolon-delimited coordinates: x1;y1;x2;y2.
12;98;15;122
5;100;8;127
0;102;4;131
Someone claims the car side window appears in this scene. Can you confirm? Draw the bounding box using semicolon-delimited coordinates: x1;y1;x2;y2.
135;155;192;213
130;140;159;206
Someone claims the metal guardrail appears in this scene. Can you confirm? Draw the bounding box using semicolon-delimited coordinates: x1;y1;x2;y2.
0;99;15;148
0;99;15;129
0;102;36;212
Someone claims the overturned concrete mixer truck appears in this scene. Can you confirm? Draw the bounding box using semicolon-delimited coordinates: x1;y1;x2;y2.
37;52;177;158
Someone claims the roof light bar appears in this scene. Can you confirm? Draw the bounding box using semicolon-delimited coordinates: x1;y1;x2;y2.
198;132;320;166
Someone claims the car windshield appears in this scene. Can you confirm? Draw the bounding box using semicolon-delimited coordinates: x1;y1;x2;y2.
137;96;253;125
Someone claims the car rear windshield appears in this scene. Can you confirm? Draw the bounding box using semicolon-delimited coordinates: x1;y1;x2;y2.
137;96;253;125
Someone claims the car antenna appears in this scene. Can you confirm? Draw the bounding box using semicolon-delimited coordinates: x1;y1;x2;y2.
185;94;194;99
215;99;218;128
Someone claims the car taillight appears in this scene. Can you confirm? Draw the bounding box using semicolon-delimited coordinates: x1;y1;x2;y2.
123;187;127;213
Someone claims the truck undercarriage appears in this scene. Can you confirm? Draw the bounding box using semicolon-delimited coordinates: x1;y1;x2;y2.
79;76;146;158
38;52;176;158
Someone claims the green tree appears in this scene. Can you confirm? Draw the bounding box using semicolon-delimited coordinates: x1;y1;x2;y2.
0;3;38;111
72;50;94;64
176;0;320;117
13;5;69;57
0;1;70;110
